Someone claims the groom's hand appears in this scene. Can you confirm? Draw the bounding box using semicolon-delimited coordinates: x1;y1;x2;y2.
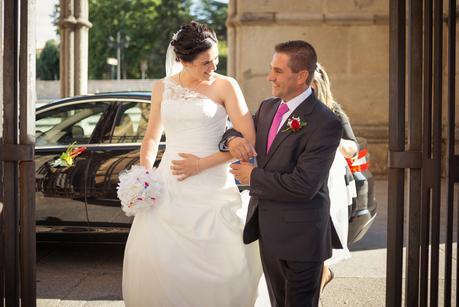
227;137;257;162
230;162;254;184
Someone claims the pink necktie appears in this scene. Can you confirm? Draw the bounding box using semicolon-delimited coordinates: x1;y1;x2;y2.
267;103;289;153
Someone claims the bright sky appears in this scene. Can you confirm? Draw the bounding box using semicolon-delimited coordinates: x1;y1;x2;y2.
36;0;59;49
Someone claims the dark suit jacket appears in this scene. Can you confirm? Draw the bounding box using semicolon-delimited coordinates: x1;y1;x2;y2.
221;94;342;262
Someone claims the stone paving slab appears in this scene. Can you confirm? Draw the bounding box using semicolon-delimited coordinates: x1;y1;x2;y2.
35;180;457;306
35;180;386;306
321;277;386;306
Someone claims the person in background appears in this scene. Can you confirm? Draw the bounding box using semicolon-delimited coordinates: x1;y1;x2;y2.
311;63;359;294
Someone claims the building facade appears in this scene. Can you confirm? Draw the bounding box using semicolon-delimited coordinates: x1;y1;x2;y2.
227;0;390;176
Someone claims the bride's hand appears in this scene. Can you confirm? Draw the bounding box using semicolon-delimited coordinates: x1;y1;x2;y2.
170;153;201;181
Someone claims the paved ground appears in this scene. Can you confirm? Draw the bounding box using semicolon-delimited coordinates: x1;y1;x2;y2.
35;180;456;306
320;180;388;307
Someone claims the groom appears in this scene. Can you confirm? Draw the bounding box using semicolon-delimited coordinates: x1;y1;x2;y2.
220;41;342;307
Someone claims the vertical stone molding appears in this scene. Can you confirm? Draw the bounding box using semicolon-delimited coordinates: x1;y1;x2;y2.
59;0;76;97
226;0;237;77
59;0;91;97
74;0;92;95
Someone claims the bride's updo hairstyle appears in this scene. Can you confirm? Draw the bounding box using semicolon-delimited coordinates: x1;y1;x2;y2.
170;21;217;63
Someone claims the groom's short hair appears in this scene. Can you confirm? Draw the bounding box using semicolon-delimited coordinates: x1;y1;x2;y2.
275;40;317;85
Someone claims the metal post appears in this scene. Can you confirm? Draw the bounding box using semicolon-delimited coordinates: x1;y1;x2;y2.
108;31;129;81
117;31;121;80
429;1;443;305
19;0;36;306
386;1;406;306
406;1;423;305
388;0;456;305
444;0;456;306
2;0;20;305
420;0;433;305
0;0;4;304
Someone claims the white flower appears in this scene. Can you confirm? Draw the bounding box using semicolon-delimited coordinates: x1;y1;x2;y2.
117;165;162;216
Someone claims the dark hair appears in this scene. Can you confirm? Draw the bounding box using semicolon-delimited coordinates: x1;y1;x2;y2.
274;40;317;85
171;21;217;63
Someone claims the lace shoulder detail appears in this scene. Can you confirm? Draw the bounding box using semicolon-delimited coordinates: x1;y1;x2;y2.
163;77;209;102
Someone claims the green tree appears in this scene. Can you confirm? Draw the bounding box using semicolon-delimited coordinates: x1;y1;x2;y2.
88;0;193;79
192;0;228;75
192;0;227;41
36;40;59;80
52;0;229;79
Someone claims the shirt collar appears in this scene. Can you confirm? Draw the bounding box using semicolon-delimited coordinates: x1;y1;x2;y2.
281;87;313;111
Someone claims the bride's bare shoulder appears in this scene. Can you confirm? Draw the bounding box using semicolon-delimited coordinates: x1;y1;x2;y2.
150;79;167;103
212;74;241;91
152;79;165;92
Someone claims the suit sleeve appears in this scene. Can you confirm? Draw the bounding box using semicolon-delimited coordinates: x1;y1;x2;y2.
249;117;342;202
219;101;263;152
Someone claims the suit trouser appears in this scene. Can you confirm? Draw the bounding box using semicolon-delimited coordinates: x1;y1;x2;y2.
259;239;323;307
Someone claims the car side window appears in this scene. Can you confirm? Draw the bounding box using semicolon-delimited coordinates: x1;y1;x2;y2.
36;102;109;146
109;101;151;143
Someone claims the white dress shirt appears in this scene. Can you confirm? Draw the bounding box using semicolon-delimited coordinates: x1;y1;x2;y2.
278;87;313;132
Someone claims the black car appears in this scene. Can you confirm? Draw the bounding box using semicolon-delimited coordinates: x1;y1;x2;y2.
35;92;376;244
346;137;377;244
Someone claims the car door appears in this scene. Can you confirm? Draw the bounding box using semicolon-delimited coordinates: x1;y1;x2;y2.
35;100;114;234
84;98;165;231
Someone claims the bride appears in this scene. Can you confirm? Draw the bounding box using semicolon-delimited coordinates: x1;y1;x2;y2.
122;21;262;306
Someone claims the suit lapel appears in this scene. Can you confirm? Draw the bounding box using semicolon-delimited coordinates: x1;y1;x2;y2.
256;98;281;165
261;95;318;168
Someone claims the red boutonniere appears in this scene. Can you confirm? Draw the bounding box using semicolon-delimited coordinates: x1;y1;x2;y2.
282;116;307;133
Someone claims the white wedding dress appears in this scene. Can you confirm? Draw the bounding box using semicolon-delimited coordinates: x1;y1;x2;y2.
325;149;354;266
122;77;263;307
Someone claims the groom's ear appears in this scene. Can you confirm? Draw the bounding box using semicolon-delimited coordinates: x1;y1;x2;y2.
297;70;308;85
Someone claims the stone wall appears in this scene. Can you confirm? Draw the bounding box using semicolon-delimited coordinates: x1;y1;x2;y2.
227;0;389;176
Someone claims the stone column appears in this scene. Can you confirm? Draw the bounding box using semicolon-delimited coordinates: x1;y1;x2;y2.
226;0;237;77
59;0;76;97
74;0;92;95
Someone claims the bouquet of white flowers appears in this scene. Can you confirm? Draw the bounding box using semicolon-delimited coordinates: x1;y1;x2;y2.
117;165;162;216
